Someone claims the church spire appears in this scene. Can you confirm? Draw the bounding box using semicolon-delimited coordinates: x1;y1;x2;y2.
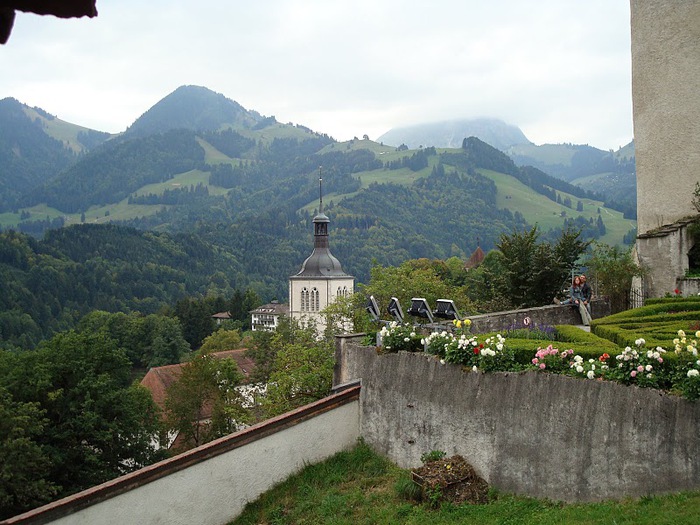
318;166;323;215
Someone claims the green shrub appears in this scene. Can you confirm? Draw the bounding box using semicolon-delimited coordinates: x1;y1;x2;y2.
420;450;447;463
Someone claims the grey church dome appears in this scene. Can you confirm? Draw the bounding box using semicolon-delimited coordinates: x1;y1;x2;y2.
293;212;349;277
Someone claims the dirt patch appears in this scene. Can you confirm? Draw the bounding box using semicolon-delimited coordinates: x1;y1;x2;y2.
411;455;489;505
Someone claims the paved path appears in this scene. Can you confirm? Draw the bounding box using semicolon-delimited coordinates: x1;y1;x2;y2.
574;325;591;332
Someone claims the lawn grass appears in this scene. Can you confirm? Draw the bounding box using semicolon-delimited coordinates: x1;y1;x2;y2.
230;441;700;525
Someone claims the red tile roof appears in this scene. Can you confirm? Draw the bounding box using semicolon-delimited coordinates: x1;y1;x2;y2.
140;349;255;411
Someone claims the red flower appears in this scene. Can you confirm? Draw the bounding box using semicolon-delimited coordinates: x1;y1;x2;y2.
674;288;681;295
473;347;479;354
599;353;610;362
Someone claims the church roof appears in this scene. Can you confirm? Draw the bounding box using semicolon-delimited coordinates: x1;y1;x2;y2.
293;249;348;277
291;211;351;278
466;246;486;269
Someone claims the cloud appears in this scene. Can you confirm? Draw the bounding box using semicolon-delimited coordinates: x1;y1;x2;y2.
0;0;632;149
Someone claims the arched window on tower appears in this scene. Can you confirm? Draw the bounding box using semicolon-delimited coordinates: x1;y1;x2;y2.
312;287;320;311
301;287;309;312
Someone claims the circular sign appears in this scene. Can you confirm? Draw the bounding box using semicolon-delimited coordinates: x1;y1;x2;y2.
523;317;531;326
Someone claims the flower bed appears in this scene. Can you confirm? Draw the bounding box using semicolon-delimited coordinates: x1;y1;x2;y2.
378;322;700;401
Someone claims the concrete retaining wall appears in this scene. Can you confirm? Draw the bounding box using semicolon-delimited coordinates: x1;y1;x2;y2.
3;387;361;525
466;300;609;334
335;336;700;502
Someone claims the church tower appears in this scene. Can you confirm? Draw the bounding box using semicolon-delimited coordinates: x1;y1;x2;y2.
289;172;354;332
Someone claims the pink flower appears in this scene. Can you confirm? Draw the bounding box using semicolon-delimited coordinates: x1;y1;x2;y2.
532;358;539;365
637;365;644;372
631;371;637;378
539;363;546;370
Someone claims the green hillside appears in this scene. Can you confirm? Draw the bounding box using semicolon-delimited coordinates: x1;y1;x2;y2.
20;104;112;154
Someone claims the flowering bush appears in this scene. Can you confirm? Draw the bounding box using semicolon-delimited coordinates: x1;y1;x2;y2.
531;345;574;373
379;322;423;353
427;331;516;372
673;329;700;399
473;334;517;372
443;334;480;367
606;338;667;388
569;353;610;380
452;318;472;333
422;331;454;358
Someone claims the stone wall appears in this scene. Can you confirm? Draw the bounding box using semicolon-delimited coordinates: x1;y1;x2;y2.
631;1;700;298
636;218;698;297
466;299;609;334
631;0;700;234
335;335;700;503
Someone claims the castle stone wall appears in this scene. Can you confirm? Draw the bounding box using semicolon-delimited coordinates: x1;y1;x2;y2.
631;0;700;234
336;335;700;502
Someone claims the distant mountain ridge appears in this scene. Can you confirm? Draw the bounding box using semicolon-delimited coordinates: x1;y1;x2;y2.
377;117;635;214
1;85;635;244
377;118;531;151
125;85;267;138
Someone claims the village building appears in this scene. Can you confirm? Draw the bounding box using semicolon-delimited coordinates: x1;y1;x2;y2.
249;300;289;331
140;349;258;449
211;311;232;325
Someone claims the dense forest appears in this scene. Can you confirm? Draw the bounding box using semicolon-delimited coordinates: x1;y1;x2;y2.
0;226;261;349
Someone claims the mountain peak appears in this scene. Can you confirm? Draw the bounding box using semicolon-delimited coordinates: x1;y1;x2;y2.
377;118;531;151
125;85;265;137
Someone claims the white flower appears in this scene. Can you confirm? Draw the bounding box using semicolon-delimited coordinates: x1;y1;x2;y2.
496;343;504;351
635;338;645;347
696;331;700;339
679;330;686;338
404;337;410;342
587;371;595;379
645;364;653;372
472;365;478;372
576;366;584;373
440;359;445;365
687;369;700;378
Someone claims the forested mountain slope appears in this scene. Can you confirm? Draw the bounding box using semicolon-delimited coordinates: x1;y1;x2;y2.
0;97;111;212
0;225;245;349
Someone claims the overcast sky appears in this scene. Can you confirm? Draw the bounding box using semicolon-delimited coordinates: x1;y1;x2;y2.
1;1;633;150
